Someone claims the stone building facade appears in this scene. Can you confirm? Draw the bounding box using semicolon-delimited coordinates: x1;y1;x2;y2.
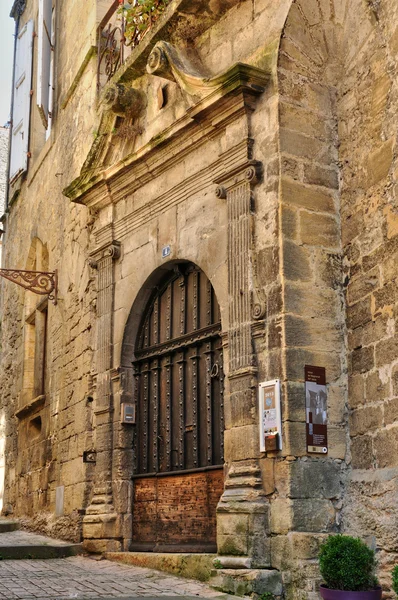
0;126;9;265
1;0;398;597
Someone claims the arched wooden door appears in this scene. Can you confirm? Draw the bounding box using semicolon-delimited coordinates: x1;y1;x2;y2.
131;263;224;552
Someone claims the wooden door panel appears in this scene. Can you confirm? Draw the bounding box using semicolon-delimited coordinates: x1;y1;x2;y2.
132;264;224;551
132;469;224;552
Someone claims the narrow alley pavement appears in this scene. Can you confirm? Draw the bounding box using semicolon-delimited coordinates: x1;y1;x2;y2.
0;555;232;600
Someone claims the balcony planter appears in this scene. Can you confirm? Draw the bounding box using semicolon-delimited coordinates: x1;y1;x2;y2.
320;585;382;600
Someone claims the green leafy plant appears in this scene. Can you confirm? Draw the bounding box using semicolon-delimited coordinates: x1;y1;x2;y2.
258;593;274;600
118;0;170;43
319;535;378;592
392;565;398;596
213;559;222;569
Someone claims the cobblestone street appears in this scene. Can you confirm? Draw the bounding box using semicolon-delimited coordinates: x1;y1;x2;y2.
0;556;230;600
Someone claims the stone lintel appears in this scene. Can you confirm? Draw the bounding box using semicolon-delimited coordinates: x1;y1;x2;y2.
15;394;45;419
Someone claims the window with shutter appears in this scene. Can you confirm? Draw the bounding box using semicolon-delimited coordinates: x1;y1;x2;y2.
37;0;54;133
10;19;34;182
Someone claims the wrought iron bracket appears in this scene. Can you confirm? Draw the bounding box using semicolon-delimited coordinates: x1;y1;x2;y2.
0;269;58;305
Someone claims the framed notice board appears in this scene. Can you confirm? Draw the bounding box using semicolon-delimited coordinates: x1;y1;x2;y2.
259;379;282;452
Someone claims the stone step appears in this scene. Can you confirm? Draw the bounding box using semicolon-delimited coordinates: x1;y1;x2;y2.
0;529;83;559
0;543;83;559
105;551;218;583
0;519;20;533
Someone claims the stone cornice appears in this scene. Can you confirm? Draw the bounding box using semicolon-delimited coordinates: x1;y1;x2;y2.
63;63;269;208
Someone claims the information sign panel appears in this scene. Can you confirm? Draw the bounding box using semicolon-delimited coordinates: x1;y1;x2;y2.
305;365;328;454
259;379;282;452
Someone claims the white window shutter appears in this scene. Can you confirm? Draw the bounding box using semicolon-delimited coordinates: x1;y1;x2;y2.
45;7;55;140
37;0;53;129
10;19;34;182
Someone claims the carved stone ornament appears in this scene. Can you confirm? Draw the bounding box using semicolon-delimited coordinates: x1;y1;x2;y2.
147;41;269;101
251;289;266;321
102;83;145;117
90;241;121;266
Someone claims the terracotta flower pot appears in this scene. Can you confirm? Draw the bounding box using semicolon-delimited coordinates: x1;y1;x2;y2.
320;585;382;600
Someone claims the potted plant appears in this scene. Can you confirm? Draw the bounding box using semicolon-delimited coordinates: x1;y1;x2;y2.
392;565;398;596
318;535;382;599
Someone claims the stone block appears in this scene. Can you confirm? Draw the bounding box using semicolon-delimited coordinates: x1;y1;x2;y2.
291;498;336;532
347;298;372;330
350;346;374;374
327;427;347;459
283;240;312;281
217;534;248;557
270;499;292;534
83;539;122;553
327;384;346;424
375;336;398;367
285;348;341;382
210;568;282;597
259;458;275;496
282;421;307;457
351;435;373;469
349;405;383;437
284;283;339;319
290;532;328;559
280;129;333;165
281;381;306;422
281;204;298;240
217;513;249;539
286;459;342;499
373;282;398;312
342;209;364;245
312;249;342;290
257;246;279;282
365;370;390;403
284;315;342;351
384;397;398;425
373;426;398;468
224;426;260;461
281;155;301;181
281;177;335;213
300;211;339;248
347;267;380;306
303;164;339;189
366;138;395;187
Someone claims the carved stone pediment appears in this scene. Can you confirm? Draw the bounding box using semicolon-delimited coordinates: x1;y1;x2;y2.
63;41;269;207
146;41;268;102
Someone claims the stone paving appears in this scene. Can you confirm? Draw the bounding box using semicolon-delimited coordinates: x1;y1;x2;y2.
0;555;231;600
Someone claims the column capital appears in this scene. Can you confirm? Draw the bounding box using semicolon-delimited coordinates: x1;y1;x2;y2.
214;160;263;198
89;240;121;268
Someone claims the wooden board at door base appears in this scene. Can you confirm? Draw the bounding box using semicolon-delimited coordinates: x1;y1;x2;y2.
131;468;224;552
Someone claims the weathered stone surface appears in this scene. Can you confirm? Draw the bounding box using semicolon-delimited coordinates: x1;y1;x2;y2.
351;435;373;469
349;406;383;437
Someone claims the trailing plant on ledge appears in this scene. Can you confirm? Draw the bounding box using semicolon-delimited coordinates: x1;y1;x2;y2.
118;0;171;44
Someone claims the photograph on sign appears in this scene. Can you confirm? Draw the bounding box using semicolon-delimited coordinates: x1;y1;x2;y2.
259;379;282;452
305;366;328;454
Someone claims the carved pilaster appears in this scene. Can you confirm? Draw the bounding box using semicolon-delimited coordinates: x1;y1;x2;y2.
215;158;270;567
83;241;121;552
215;160;263;375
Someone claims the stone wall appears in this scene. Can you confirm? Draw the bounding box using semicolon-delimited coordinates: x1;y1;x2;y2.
0;0;98;540
1;0;398;597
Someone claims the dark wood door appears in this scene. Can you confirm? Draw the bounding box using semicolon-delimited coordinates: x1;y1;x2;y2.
131;264;224;552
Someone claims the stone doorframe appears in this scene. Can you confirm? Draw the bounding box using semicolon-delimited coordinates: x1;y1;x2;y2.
64;42;271;557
